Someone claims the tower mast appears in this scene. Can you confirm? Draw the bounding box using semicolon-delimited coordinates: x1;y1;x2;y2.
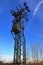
11;2;30;65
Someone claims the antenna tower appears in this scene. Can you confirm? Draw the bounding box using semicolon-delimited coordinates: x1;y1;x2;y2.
11;2;30;65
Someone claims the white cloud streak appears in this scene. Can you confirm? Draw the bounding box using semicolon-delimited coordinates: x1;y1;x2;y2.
33;0;43;17
27;0;43;28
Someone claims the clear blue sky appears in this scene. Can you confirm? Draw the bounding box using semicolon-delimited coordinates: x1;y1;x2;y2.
0;0;43;62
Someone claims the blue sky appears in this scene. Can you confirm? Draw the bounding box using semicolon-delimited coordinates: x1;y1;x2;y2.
0;0;43;62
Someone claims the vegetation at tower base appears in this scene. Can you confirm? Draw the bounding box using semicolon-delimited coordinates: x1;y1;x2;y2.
0;61;43;65
11;2;30;65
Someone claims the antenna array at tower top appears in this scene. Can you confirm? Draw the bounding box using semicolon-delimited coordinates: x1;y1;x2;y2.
11;2;30;23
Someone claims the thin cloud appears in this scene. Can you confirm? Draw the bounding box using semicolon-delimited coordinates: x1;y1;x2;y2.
0;54;13;63
0;9;3;14
38;35;43;38
33;0;43;17
27;0;43;28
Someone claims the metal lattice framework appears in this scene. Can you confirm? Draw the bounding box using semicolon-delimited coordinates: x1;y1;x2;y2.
11;2;30;65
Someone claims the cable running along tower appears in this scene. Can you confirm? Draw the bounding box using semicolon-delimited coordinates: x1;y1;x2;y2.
11;2;30;65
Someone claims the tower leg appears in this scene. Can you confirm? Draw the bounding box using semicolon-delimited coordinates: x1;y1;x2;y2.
13;31;26;65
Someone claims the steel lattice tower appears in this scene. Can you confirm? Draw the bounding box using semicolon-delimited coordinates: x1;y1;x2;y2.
11;2;30;65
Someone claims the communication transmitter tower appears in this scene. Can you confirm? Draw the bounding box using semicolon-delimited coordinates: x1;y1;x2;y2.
11;2;30;65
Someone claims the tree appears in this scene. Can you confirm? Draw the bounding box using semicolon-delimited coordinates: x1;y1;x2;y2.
40;47;43;61
26;47;30;63
31;43;40;63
